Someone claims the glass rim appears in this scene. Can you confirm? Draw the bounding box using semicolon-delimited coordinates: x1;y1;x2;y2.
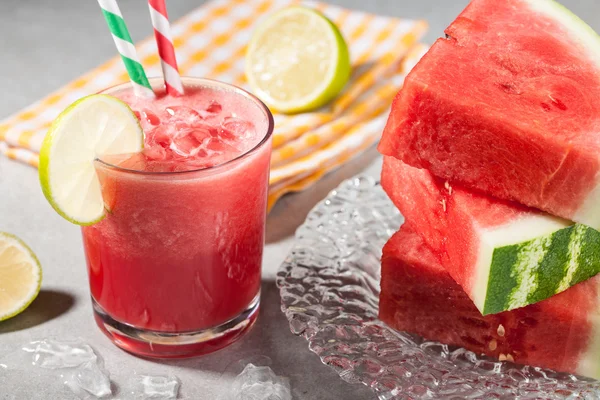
94;77;274;176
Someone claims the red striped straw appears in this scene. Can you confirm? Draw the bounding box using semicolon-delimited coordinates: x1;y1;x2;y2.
148;0;184;96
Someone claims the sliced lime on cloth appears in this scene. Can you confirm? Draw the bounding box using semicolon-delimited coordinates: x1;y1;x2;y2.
246;6;351;114
0;232;42;321
39;94;144;225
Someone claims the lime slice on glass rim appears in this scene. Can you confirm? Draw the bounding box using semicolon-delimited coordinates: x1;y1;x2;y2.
0;232;42;321
39;94;144;225
245;6;351;114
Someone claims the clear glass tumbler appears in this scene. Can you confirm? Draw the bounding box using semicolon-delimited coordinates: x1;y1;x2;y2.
81;78;273;358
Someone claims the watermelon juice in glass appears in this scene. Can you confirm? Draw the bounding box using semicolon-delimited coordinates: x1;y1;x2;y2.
81;77;273;358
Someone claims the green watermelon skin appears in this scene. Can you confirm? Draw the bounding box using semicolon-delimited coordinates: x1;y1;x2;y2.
378;0;600;229
381;156;600;315
379;225;600;378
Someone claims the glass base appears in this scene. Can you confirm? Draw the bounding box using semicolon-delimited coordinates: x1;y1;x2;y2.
92;294;260;359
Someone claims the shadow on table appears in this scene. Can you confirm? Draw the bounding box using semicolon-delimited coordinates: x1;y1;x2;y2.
266;146;380;244
161;280;376;400
0;289;75;333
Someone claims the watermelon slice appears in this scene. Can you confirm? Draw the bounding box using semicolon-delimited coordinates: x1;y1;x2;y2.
379;225;600;379
378;0;600;229
381;156;600;315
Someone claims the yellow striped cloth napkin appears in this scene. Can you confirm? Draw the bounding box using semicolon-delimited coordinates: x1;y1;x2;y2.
0;0;427;209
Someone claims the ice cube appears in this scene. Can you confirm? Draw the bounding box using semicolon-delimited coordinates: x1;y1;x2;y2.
198;101;222;119
165;106;202;125
142;146;168;162
146;125;174;151
133;109;162;133
141;109;161;126
224;364;292;400
24;340;98;369
204;137;239;155
21;339;112;399
206;101;222;114
64;361;112;399
220;116;255;141
199;137;243;167
169;128;212;157
130;375;180;399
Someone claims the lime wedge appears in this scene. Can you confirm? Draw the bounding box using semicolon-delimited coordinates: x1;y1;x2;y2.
39;94;144;225
246;6;351;114
0;232;42;321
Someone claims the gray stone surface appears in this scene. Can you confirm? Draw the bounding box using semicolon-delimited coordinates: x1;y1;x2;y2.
0;0;599;399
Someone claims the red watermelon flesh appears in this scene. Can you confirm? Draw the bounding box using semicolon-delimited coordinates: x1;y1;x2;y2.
381;156;530;301
381;156;600;315
378;0;600;229
381;156;534;260
379;225;600;378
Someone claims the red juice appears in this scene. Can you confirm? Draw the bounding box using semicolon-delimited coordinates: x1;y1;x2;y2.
81;78;273;358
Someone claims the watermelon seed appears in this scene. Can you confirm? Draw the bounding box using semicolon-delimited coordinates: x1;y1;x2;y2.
444;181;453;195
488;339;497;351
499;353;514;362
548;95;567;111
439;199;447;212
498;82;519;94
497;324;505;337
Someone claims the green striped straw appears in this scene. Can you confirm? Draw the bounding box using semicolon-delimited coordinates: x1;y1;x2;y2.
97;0;154;97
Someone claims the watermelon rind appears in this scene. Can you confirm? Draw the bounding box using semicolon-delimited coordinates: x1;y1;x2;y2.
524;0;600;229
527;0;600;67
481;221;600;315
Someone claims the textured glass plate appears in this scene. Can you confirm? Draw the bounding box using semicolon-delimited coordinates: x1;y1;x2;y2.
276;175;600;400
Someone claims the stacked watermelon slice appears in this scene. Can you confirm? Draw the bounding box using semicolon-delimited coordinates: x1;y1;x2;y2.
378;0;600;379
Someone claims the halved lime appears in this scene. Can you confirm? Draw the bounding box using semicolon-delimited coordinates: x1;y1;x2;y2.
0;232;42;321
246;6;351;114
39;94;144;225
